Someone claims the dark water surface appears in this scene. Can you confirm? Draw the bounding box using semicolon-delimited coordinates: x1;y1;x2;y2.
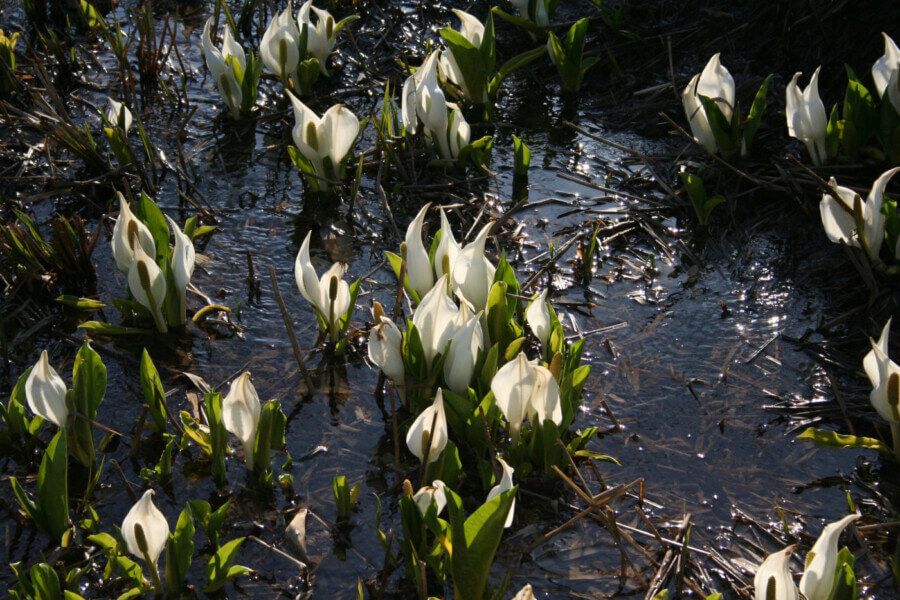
0;0;881;597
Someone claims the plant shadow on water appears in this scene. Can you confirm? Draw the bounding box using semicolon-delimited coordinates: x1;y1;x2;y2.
1;0;900;597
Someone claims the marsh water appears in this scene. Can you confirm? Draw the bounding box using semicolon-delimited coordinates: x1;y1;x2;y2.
0;0;889;597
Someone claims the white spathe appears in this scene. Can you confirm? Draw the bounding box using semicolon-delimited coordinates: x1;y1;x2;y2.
443;310;484;394
435;208;460;278
222;371;261;464
127;238;168;332
110;192;156;274
413;480;447;515
260;8;300;81
491;352;562;442
369;313;405;383
753;546;798;600
451;222;495;312
798;514;861;600
786;66;827;166
819;167;900;261
201;18;245;117
406;389;448;464
681;53;735;153
405;203;435;298
485;457;516;528
288;91;359;183
121;489;169;566
863;319;900;424
525;289;552;348
166;215;195;322
294;231;351;334
105;97;133;133
25;350;68;428
297;0;338;75
412;274;460;366
872;32;900;113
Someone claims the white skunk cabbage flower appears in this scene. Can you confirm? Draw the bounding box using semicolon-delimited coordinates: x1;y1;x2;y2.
166;216;195;324
121;489;169;566
369;303;405;383
222;371;261;464
412;274;460;365
440;11;486;102
872;32;900;113
753;546;798;600
443;310;484;394
127;237;168;333
799;514;861;600
491;352;562;442
864;319;900;423
485;457;515;528
819;167;900;261
451;222;495;312
25;350;68;427
295;231;351;336
413;480;447;515
260;7;300;81
512;584;536;600
105;97;133;133
111;192;155;274
201;18;245;118
405;203;435;298
297;0;338;75
406;388;448;464
288;91;359;186
786;66;827;166
435;208;460;278
681;53;735;154
445;105;471;160
525;289;552;348
402;51;447;137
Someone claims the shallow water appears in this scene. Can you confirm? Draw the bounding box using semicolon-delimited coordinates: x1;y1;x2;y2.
0;0;887;597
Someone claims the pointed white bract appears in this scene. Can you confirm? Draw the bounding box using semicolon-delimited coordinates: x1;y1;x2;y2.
406;389;448;464
525;289;551;348
798;514;861;600
863;319;900;424
260;8;300;81
166;216;195;323
222;372;262;464
435;209;460;278
485;457;516;528
785;67;827;166
297;0;339;75
121;490;169;566
413;480;447;515
369;310;405;383
451;222;496;312
127;237;168;333
512;584;536;600
105;97;133;133
818;167;900;261
491;352;562;442
443;310;484;394
872;32;900;113
405;203;435;298
439;10;487;103
753;547;798;600
201;18;245;117
25;350;68;428
681;53;735;153
111;192;156;274
288;92;359;187
294;231;351;336
412;274;460;365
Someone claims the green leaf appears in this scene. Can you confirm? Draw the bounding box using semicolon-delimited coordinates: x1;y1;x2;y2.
79;321;154;335
841;73;877;157
440;27;487;102
742;74;772;152
446;486;516;600
698;95;738;156
29;563;62;600
134;192;171;265
797;427;891;455
827;547;856;600
490;7;543;37
55;295;105;310
204;537;250;592
252;400;286;475
488;45;546;98
38;431;70;542
72;342;106;418
204;392;227;488
165;505;195;592
179;411;212;455
140;349;168;432
512;134;531;176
